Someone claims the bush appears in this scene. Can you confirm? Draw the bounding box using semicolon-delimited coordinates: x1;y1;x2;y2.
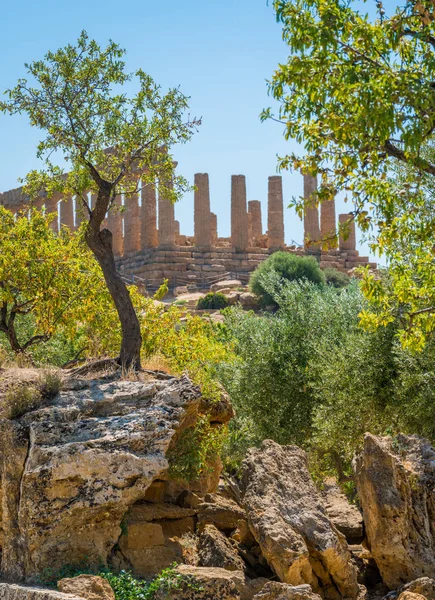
197;292;229;310
323;268;350;288
4;385;43;419
249;252;325;306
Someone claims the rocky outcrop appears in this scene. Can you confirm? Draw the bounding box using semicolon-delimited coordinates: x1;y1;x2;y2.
0;585;83;600
252;583;323;600
0;374;231;582
322;479;363;544
197;494;245;532
240;440;359;599
198;524;246;571
354;434;435;589
58;576;114;600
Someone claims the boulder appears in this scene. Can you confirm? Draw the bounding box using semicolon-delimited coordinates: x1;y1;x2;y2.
0;585;83;600
252;583;322;600
0;374;227;582
240;440;359;599
354;434;435;589
238;292;259;309
197;494;246;532
198;524;246;571
398;594;426;600
154;565;244;599
383;578;435;600
322;478;363;543
58;576;114;600
210;280;242;293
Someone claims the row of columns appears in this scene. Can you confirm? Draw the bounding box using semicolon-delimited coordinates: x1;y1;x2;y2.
2;173;356;255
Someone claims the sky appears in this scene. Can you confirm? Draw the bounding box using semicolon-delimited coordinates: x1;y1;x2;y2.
0;0;376;259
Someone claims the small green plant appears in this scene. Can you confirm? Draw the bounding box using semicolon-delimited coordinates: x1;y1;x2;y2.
197;293;229;310
167;415;226;481
5;385;42;419
39;370;62;399
323;268;350;289
249;252;325;306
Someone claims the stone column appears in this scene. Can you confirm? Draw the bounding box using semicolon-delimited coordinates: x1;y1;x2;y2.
248;200;263;246
74;195;85;230
158;182;176;247
108;195;124;257
141;183;158;248
303;174;320;248
210;213;218;246
59;196;74;230
194;173;212;249
231;175;249;252
320;195;337;245
123;192;141;254
267;176;285;250
339;214;357;251
45;195;59;233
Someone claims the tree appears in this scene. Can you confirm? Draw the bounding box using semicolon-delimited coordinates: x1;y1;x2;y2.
0;206;104;355
1;31;199;368
263;0;435;348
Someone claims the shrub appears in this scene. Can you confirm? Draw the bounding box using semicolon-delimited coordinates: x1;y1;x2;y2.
249;252;325;306
4;385;43;419
323;268;350;288
197;292;229;310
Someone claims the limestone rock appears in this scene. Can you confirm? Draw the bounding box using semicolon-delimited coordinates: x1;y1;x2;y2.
154;565;244;599
398;593;426;600
384;578;435;600
0;584;83;600
0;374;216;581
197;494;246;532
239;292;259;309
210;280;242;293
58;576;114;600
354;434;435;589
198;524;246;571
252;583;322;600
322;478;363;543
241;440;359;599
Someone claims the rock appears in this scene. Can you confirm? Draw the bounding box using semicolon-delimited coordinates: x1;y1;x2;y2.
198;494;246;532
239;292;259;309
0;374;224;582
252;582;322;600
226;291;242;305
58;576;114;600
0;584;83;600
232;519;256;547
384;578;435;600
398;593;426;600
154;565;244;599
354;434;435;589
241;440;359;599
198;524;246;571
322;478;363;543
174;286;189;297
210;280;242;293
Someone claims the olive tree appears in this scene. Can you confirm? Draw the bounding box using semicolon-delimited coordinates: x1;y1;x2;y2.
1;31;200;367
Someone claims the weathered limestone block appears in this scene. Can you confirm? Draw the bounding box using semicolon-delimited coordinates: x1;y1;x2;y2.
248;201;263;247
320;196;336;247
58;576;114;600
0;375;214;582
303;174;320;249
210;280;242;293
241;440;359;599
267;177;284;250
197;494;246;532
158;182;176;247
198;524;246;572
231;175;249;252
252;583;323;600
210;212;218;246
338;215;356;252
0;585;83;600
354;434;435;589
322;478;363;544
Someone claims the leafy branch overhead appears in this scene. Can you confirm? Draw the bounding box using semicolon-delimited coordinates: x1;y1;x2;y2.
264;0;435;349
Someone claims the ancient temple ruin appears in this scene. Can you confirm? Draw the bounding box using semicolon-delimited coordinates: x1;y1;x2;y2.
0;173;375;291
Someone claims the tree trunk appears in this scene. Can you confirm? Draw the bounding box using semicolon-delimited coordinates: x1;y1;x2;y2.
0;310;23;355
85;226;142;369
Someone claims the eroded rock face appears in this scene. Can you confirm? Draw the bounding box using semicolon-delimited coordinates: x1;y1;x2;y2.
198;524;246;571
0;584;83;600
58;576;114;600
0;374;228;582
240;440;359;599
322;478;363;544
252;583;323;600
354;434;435;589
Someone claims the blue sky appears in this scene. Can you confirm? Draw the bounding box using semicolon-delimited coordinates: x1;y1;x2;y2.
0;0;375;258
